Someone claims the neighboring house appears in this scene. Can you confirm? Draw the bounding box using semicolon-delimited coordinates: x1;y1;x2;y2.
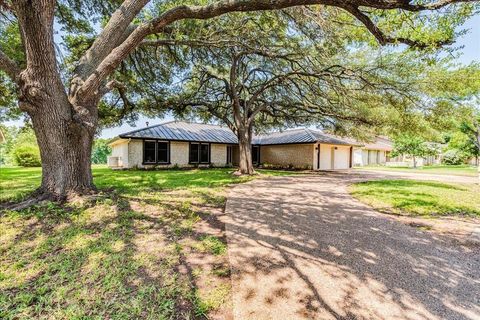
351;137;393;166
107;121;360;170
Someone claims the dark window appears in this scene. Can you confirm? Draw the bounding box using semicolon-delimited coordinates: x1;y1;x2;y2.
252;145;260;164
227;146;233;164
144;141;156;163
144;140;170;164
189;143;199;163
200;144;209;163
189;143;210;164
157;141;169;163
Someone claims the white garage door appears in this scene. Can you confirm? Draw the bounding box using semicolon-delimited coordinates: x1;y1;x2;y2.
334;146;350;169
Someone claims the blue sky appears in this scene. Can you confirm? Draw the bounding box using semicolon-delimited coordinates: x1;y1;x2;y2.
4;15;480;139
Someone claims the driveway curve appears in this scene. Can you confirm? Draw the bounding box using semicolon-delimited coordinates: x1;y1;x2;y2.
224;173;480;320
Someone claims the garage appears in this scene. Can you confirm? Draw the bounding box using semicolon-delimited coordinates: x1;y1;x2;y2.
318;144;352;170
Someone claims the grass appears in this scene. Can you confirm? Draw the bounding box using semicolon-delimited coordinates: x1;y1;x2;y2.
0;165;292;319
0;165;291;203
349;179;480;217
355;164;478;177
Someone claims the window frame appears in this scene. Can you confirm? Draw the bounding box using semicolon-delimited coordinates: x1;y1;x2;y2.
156;140;170;164
142;139;171;165
143;140;157;164
189;142;211;164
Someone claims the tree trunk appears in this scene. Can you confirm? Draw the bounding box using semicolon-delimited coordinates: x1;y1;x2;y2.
29;99;97;201
412;156;417;168
11;1;97;202
237;124;255;175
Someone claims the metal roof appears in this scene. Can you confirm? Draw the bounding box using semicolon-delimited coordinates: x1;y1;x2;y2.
118;121;357;146
119;121;238;144
252;128;357;146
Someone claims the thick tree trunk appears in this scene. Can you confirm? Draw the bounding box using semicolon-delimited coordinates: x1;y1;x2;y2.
237;124;255;175
32;114;95;200
10;1;97;202
30;100;96;201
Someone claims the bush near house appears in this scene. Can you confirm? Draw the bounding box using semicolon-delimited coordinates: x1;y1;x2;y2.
12;145;41;167
442;149;468;165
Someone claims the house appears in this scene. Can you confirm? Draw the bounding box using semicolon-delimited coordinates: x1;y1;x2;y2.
351;137;393;166
107;121;360;170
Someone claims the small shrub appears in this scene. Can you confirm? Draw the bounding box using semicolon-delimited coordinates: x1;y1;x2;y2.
12;145;41;167
442;149;467;165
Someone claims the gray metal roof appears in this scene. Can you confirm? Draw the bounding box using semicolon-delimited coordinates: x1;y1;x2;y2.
119;121;238;144
118;121;356;146
252;128;357;146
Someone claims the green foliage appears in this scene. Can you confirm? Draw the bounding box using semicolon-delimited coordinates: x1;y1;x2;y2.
0;125;18;165
0;125;39;166
392;135;431;158
442;149;468;165
12;145;41;167
91;139;112;164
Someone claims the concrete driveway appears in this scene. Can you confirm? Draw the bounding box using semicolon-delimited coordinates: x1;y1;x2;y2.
224;173;480;320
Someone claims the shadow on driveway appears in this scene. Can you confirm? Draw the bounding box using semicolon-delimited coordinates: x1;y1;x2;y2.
225;174;480;320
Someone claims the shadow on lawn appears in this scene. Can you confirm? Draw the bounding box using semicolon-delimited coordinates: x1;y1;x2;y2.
0;189;230;319
226;174;480;320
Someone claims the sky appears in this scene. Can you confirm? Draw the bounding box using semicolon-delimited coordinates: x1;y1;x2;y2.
3;14;480;139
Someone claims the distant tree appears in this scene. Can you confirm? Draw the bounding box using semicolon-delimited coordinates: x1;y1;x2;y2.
446;130;480;165
459;113;480;164
0;124;19;165
392;135;435;168
91;139;112;164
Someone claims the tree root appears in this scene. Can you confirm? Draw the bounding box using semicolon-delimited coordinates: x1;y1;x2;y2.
1;187;100;212
232;169;258;176
2;194;50;211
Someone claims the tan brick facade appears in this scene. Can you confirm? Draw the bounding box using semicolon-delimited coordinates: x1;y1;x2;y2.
110;140;229;168
110;140;349;171
260;144;314;169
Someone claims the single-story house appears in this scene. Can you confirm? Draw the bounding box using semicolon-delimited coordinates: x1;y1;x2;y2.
107;121;360;170
351;137;394;166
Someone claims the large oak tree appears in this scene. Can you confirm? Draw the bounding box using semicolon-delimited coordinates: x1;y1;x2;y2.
0;0;478;200
163;12;437;174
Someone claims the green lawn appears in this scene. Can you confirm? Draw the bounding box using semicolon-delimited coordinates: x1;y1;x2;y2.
0;166;290;319
355;164;478;177
349;179;480;217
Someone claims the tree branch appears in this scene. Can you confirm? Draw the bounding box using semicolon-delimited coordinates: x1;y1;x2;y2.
73;0;150;82
343;5;452;48
0;49;21;81
78;0;475;97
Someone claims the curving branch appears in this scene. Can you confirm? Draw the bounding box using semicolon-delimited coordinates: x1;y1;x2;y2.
73;0;150;82
342;5;452;48
77;0;476;98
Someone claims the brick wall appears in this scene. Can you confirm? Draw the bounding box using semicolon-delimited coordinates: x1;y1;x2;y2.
260;144;314;169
